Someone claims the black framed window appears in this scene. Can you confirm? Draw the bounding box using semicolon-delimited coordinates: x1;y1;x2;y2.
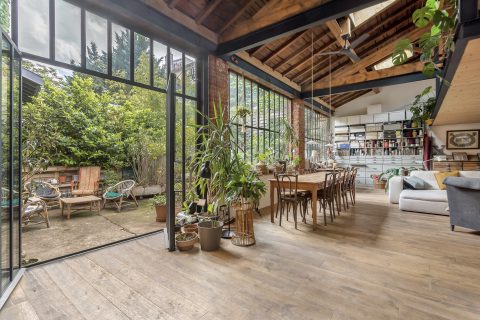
229;70;291;163
304;107;329;161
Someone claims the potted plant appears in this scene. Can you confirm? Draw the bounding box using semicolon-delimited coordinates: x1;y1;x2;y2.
175;232;198;251
255;149;272;175
378;167;422;192
409;86;436;127
370;174;387;190
236;106;251;133
151;194;167;222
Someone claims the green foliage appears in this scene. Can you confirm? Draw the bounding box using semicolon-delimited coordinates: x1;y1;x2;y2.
379;167;422;191
409;86;436;126
393;0;457;77
0;0;10;34
151;194;167;206
103;169;122;187
226;160;266;204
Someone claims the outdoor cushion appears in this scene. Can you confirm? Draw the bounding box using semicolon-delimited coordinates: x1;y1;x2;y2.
400;190;448;202
403;176;426;190
104;191;126;199
410;171;440;190
443;176;480;190
34;185;58;198
434;171;459;190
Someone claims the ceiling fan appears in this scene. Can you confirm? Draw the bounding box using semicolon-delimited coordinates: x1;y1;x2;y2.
317;32;369;62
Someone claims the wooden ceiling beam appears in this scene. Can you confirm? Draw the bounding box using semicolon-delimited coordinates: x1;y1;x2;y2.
309;62;425;91
167;0;181;9
218;0;257;35
272;31;333;71
282;37;337;76
297;55;350;85
195;0;223;25
336;90;371;107
216;0;385;55
262;30;310;64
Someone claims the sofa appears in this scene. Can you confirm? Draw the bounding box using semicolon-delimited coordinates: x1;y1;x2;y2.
388;171;480;215
444;176;480;231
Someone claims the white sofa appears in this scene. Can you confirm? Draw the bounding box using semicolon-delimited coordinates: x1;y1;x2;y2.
388;171;480;215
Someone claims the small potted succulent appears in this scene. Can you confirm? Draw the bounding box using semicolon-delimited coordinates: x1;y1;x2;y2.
151;194;167;222
175;232;198;251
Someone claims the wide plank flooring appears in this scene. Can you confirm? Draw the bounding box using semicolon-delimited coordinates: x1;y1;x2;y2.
2;190;480;319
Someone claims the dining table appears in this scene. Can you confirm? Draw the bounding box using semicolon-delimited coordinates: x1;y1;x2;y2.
268;172;327;230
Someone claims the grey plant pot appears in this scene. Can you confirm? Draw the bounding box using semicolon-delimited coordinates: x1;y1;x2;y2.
198;220;224;251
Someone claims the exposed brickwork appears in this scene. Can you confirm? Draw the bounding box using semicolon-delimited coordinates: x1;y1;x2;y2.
208;55;229;119
292;99;305;169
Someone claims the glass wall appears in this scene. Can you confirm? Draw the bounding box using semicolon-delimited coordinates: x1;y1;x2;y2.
0;31;22;298
229;71;291;163
304;106;330;162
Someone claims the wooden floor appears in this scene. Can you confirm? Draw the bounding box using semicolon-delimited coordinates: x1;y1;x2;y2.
2;190;480;319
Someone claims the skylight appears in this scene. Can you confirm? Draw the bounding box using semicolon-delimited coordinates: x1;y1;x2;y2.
350;0;397;27
373;50;413;71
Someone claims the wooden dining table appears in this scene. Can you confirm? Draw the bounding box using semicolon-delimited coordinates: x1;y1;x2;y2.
268;172;327;230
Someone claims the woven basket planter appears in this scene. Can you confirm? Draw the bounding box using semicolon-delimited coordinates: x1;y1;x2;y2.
231;201;255;247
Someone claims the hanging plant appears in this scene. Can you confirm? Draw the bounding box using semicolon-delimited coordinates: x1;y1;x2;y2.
392;0;457;78
235;106;251;133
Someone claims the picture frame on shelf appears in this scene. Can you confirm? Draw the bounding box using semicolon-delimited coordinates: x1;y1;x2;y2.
452;152;468;161
446;130;480;149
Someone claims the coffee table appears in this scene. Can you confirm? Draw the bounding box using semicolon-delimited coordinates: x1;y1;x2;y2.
60;195;102;219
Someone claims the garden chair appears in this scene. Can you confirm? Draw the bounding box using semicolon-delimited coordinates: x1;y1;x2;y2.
71;166;101;196
25;181;61;209
102;180;138;212
23;197;50;228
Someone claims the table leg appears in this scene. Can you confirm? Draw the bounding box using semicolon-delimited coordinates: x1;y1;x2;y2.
311;186;318;230
67;204;71;219
61;203;64;217
97;200;101;213
270;182;275;223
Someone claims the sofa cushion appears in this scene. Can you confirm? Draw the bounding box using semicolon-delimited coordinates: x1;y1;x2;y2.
444;176;480;190
400;189;448;202
434;171;459;190
403;176;426;190
410;171;440;190
459;171;480;179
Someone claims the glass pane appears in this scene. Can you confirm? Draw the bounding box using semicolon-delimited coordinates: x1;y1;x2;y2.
55;0;81;65
134;33;150;85
19;0;49;57
12;51;20;274
170;49;182;94
185;54;196;97
86;11;107;73
229;72;237;121
153;41;167;89
175;97;183;204
111;23;130;79
0;0;11;36
1;37;12;292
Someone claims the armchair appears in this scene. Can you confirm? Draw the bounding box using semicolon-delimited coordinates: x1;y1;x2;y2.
443;176;480;231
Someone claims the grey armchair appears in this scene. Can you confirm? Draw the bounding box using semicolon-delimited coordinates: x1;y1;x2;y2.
443;176;480;231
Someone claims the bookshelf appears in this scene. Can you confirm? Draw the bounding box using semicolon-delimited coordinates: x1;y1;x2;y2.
334;109;424;187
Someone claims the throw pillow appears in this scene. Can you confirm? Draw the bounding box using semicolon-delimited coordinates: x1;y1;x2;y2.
403;176;426;190
434;171;459;190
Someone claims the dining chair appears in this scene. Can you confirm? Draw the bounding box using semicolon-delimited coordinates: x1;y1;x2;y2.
334;169;345;214
341;168;351;210
317;172;336;226
347;167;358;205
276;173;306;229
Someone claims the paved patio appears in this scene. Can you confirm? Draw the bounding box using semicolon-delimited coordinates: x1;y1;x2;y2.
22;199;165;264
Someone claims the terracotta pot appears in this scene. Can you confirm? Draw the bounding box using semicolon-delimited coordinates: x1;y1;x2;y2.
175;232;198;251
58;175;67;184
183;223;198;233
155;204;167;222
373;181;386;190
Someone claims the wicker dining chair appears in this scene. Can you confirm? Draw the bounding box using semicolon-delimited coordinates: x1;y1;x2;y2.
24;181;61;209
102;180;138;212
23;197;50;228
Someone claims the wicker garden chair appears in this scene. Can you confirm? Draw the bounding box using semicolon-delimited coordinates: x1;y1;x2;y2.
102;180;138;212
23;197;50;228
25;181;61;209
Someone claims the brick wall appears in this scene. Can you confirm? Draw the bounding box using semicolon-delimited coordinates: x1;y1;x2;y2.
208;55;229;119
292;99;305;169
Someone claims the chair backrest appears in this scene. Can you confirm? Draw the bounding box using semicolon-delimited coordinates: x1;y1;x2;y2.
77;166;101;191
349;167;358;187
276;173;298;200
25;181;59;198
114;180;135;194
323;172;336;199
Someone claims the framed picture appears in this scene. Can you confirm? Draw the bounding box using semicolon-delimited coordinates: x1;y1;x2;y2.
446;130;480;149
452;152;468;161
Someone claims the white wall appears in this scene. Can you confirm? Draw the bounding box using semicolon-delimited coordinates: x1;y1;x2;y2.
334;79;436;116
429;123;480;155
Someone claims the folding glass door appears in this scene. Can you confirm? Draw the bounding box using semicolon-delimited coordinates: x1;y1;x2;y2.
0;29;23;306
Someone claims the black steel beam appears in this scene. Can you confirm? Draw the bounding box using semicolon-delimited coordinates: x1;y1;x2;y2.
303;72;432;98
458;0;478;23
166;73;176;252
216;0;384;56
66;0;216;56
432;18;480;119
